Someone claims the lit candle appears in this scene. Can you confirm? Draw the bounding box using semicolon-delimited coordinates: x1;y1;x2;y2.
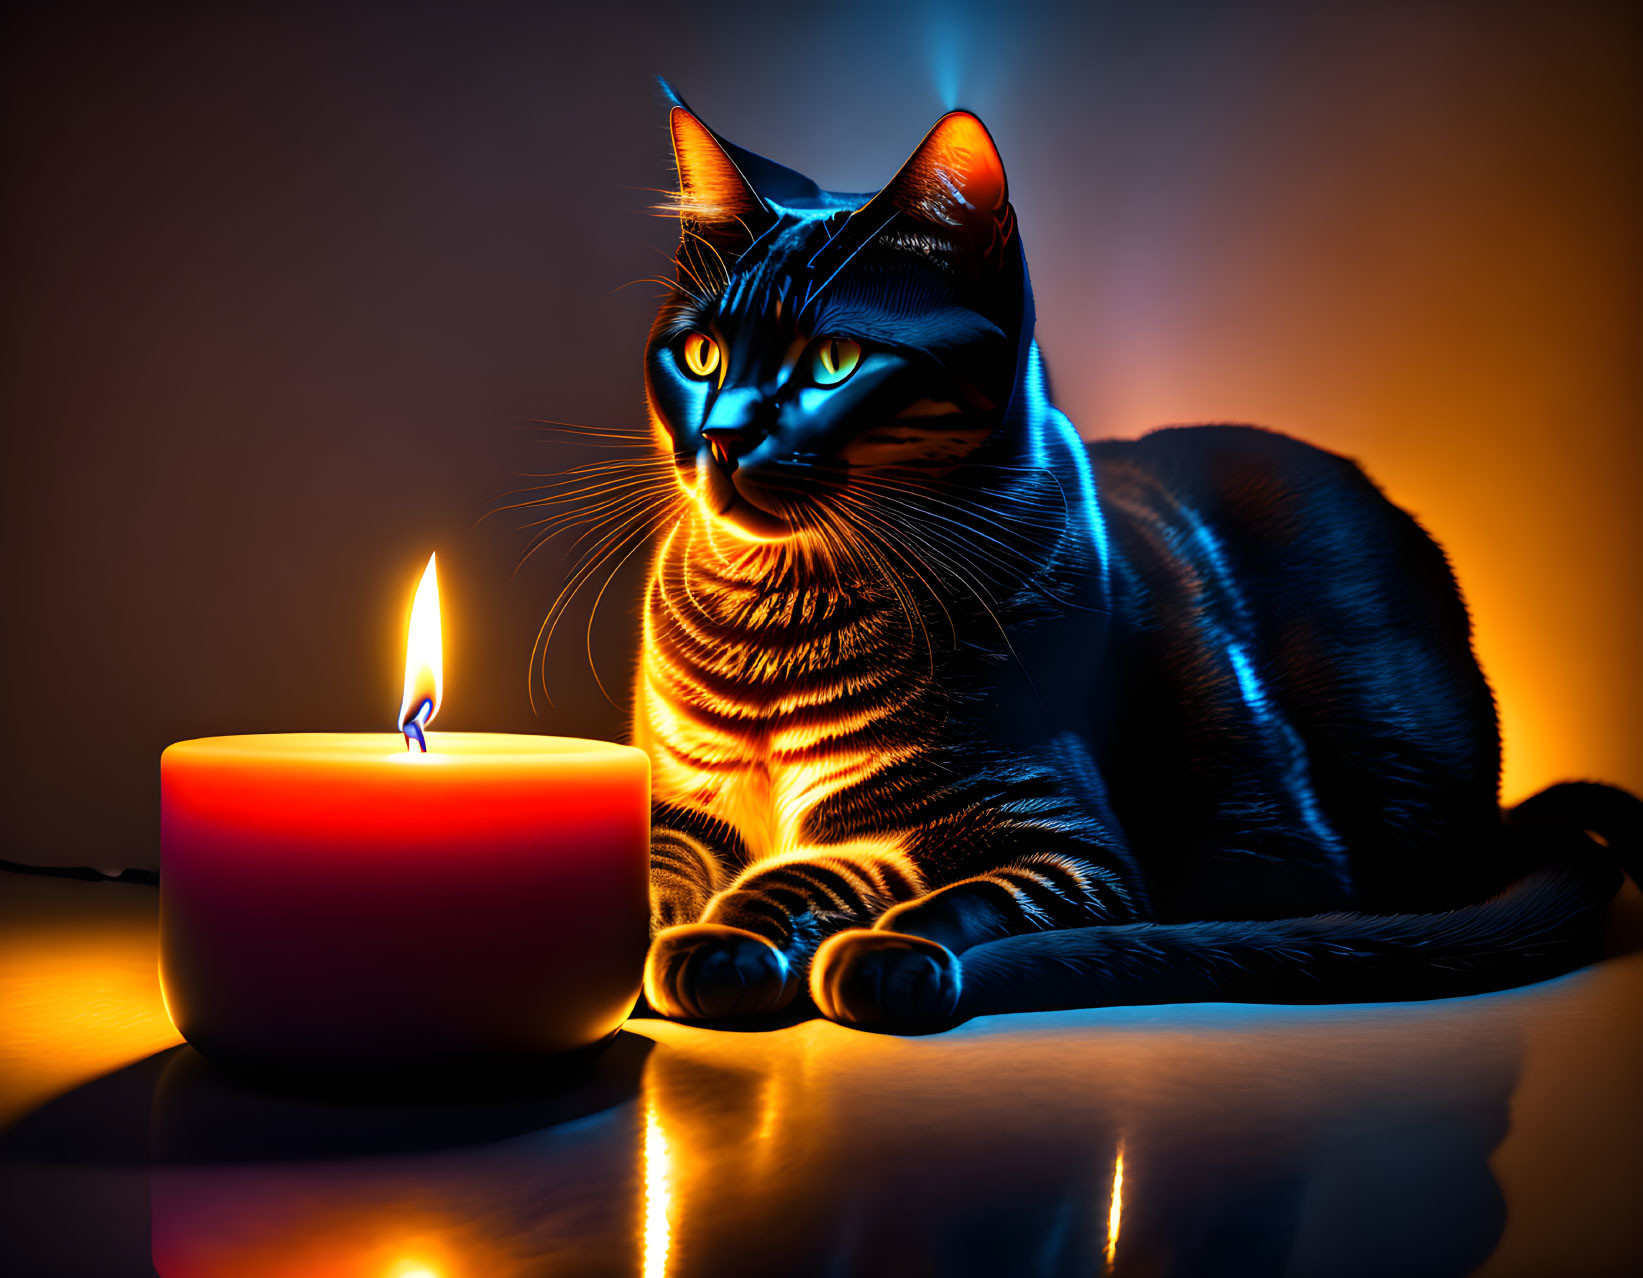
159;554;650;1077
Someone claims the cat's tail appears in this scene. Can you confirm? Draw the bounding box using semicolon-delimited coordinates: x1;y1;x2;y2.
956;781;1642;1017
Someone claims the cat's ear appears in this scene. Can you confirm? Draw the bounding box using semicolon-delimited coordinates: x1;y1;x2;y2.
667;106;765;228
879;111;1010;235
809;111;1015;295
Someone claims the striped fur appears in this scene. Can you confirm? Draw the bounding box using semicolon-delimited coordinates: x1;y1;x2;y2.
611;94;1637;1026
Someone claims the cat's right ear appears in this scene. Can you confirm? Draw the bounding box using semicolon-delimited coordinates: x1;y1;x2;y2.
667;107;766;234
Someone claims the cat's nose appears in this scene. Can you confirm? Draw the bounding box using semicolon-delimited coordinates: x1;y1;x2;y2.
701;425;762;470
700;389;769;471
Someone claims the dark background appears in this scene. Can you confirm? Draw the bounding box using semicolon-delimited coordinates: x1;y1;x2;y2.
4;1;1639;870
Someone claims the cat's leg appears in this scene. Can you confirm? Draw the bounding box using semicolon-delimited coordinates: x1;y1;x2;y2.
645;846;922;1021
649;824;732;932
811;851;1131;1027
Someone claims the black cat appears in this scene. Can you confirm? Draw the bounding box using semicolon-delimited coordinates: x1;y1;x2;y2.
610;88;1639;1028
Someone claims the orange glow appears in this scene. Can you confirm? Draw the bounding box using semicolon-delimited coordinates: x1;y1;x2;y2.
149;1183;495;1278
690;489;786;545
643;1100;673;1278
635;512;926;868
0;902;183;1127
1105;1140;1125;1272
913;111;1006;211
1024;27;1643;806
881;110;1008;236
397;553;443;742
667;107;759;224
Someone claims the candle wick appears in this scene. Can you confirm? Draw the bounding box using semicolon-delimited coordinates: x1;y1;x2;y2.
401;699;432;752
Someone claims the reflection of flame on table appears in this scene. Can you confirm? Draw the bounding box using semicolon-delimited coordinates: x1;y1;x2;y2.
144;1039;648;1278
386;1263;443;1278
643;1099;673;1278
1105;1140;1125;1273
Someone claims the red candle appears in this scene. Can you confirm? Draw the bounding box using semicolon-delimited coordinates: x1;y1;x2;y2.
158;556;650;1076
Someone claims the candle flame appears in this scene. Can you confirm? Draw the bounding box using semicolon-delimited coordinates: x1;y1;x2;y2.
397;553;443;750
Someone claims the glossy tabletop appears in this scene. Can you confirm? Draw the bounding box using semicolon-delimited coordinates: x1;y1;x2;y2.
3;874;1641;1277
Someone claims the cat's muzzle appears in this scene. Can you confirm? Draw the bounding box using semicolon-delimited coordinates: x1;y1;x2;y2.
695;447;791;539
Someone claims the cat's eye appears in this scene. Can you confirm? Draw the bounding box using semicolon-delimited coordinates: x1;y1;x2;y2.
812;338;862;387
681;332;721;380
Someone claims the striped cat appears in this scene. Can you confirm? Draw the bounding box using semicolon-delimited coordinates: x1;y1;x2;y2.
624;90;1638;1028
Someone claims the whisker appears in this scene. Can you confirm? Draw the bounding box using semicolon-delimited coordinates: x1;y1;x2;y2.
754;468;1041;594
814;492;951;672
849;506;1029;682
842;483;1065;594
529;496;685;712
584;518;673;710
845;478;1102;614
613;274;701;299
508;467;676;557
509;471;678;514
671;250;714;305
682;227;731;289
505;480;678;534
498;468;675;509
514;417;653;442
517;484;678;560
499;458;673;492
644;245;710;306
852;471;1068;539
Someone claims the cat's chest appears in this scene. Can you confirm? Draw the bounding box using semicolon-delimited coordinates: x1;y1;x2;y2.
636;566;930;859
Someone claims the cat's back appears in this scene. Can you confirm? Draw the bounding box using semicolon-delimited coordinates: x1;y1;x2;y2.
1090;423;1391;543
1085;424;1501;913
1087;424;1455;618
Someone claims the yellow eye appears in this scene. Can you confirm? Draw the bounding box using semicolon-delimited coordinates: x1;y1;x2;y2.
681;332;720;380
813;337;862;386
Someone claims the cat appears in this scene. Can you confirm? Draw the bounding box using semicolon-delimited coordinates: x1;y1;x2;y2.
621;87;1638;1028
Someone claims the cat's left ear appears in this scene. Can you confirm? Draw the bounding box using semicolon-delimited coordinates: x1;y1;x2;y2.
862;111;1015;271
804;112;1014;298
879;111;1009;235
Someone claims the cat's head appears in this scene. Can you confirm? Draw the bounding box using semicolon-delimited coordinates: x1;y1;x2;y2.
645;93;1032;542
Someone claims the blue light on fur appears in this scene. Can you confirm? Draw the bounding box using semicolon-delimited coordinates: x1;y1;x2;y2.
1224;632;1348;874
1227;643;1266;710
1021;343;1111;606
1175;508;1349;876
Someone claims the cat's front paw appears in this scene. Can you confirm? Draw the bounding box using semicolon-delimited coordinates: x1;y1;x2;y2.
810;929;962;1029
643;923;797;1021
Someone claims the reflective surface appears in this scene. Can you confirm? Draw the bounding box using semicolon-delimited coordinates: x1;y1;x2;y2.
3;874;1641;1277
